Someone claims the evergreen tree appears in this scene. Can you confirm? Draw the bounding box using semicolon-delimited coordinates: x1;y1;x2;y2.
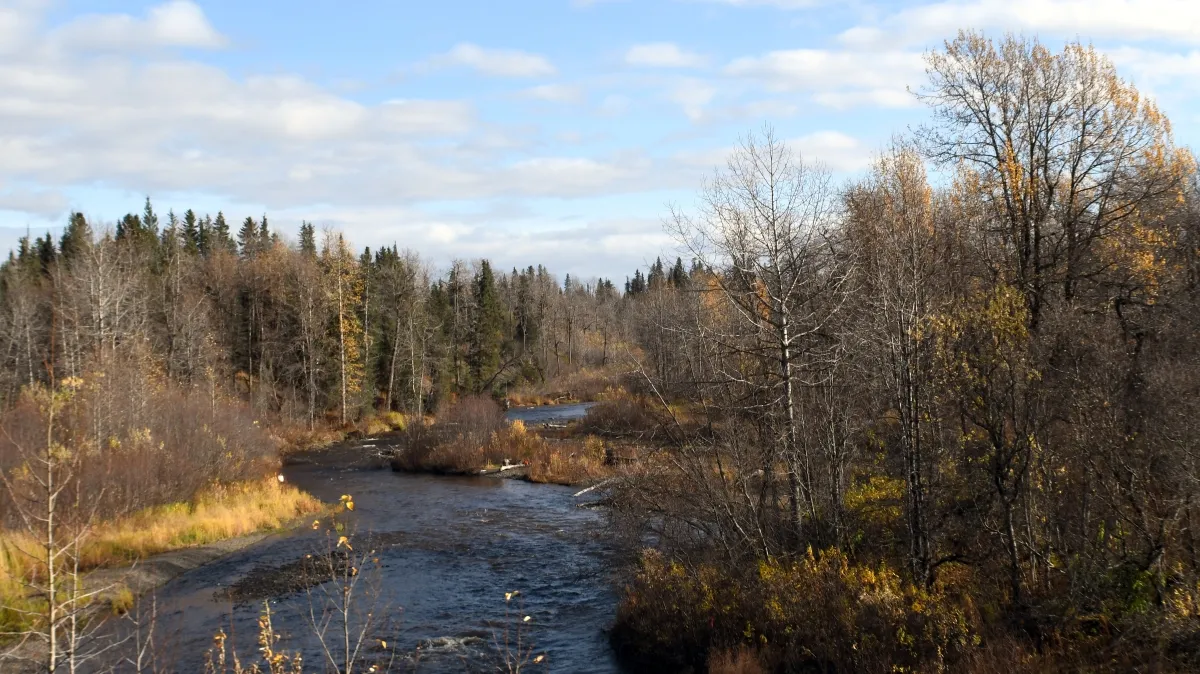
238;216;259;257
198;214;212;256
516;268;537;351
670;256;688;287
183;209;200;255
115;213;141;243
213;211;233;253
34;233;55;273
59;212;92;262
469;260;505;393
258;215;271;249
15;234;31;265
647;257;665;289
142;197;159;238
160;209;180;252
628;269;646;295
299;222;317;257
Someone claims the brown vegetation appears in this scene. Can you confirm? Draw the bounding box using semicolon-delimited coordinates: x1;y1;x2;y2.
507;366;627;406
606;32;1200;674
612;549;976;673
0;360;280;529
390;395;615;485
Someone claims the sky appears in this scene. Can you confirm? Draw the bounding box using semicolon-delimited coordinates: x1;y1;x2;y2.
2;0;1200;280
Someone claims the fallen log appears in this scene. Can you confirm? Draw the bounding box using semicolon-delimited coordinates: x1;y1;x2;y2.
573;478;615;497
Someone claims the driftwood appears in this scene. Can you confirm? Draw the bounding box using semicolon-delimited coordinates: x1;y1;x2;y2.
479;463;524;475
573;478;615;497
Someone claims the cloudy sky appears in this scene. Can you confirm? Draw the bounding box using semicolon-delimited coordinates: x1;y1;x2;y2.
2;0;1199;279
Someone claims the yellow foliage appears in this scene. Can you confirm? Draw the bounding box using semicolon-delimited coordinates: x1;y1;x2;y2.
383;411;408;431
363;416;391;436
1;479;322;632
617;548;976;672
845;474;905;526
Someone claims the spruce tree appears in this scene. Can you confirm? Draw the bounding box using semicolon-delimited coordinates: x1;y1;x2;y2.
238;216;259;257
469;260;505;393
299;222;317;257
198;214;212;256
647;257;665;289
213;212;233;253
115;213;141;243
161;209;179;251
34;233;55;273
142;197;159;238
59;212;91;262
183;209;200;255
258;215;271;249
670;256;688;287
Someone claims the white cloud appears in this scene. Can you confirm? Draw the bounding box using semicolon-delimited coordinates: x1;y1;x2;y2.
790;131;871;172
0;0;46;56
506;155;656;197
1109;47;1200;92
375;99;477;135
0;12;675;218
0;187;69;218
674;130;870;174
725;49;924;108
840;0;1200;49
270;204;671;280
625;42;707;68
599;94;631;116
669;79;718;120
522;84;584;103
813;89;918;109
51;0;227;51
429;43;556;78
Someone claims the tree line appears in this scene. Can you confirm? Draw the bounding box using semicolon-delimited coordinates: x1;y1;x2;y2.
0;202;638;428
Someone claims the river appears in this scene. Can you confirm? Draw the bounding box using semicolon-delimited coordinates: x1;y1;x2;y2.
114;403;622;672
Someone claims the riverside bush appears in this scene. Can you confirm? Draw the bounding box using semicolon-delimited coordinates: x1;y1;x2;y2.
391;397;611;484
611;548;977;674
0;365;280;529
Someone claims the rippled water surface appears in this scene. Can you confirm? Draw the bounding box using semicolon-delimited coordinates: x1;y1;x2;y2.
131;404;621;672
505;402;596;425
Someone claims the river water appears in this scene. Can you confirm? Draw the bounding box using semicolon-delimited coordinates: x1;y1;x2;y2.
119;403;622;672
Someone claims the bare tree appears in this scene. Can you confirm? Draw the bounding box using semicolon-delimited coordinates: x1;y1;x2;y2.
0;378;118;673
668;126;851;547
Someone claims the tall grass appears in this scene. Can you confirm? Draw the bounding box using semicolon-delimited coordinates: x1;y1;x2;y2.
0;479;322;632
390;396;613;485
507;366;627;406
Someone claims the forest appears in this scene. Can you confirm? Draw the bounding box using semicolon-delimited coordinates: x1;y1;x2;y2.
3;31;1200;673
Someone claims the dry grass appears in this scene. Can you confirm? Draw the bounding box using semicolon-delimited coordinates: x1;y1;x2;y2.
274;423;346;454
277;411;412;455
77;479;323;567
577;392;665;439
391;403;615;486
507;366;627;406
708;648;767;674
524;431;610;485
0;479;323;631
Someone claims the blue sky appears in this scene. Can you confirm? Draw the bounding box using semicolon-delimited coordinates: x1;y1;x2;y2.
2;0;1200;279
